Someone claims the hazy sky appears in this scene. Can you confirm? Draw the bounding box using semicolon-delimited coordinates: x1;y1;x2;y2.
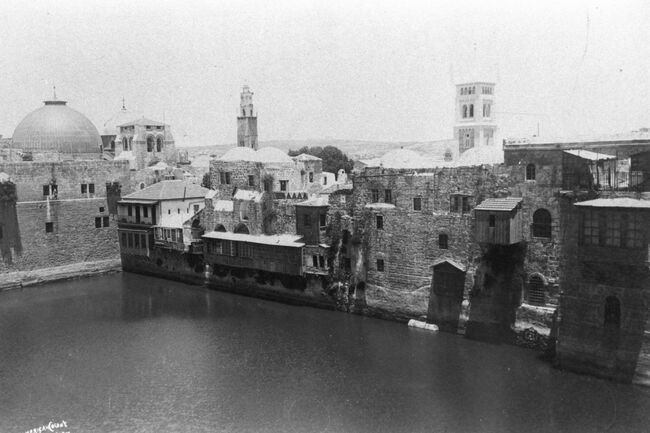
0;0;648;146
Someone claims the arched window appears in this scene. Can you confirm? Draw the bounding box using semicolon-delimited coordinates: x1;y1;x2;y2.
438;233;449;249
604;296;621;328
128;137;133;151
146;136;154;152
462;105;468;118
156;137;163;152
139;182;145;190
215;224;227;232
526;163;536;181
123;137;128;151
469;104;474;117
532;209;552;238
234;223;249;234
527;275;545;306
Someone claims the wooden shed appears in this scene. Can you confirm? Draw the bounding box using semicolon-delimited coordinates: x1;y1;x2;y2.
474;197;523;245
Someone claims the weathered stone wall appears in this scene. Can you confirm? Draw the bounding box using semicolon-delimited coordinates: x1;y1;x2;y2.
0;198;119;273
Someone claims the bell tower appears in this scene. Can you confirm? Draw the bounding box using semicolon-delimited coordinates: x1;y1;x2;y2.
237;85;258;150
453;82;496;154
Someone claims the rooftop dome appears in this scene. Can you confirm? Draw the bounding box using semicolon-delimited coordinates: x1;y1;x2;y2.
12;95;101;154
379;148;430;169
219;146;258;162
256;146;293;164
456;146;504;167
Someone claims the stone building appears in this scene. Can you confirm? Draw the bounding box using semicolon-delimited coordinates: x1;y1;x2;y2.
237;85;258;150
0;93;136;278
453;82;497;154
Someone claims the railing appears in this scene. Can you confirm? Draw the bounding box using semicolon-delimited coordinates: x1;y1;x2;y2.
154;239;186;251
563;171;647;191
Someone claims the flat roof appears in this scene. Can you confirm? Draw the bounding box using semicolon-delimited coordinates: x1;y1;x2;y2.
564;149;616;161
203;231;305;247
575;198;650;209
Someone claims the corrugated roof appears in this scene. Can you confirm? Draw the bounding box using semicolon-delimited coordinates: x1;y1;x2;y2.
474;197;522;211
203;231;305;247
575;198;650;209
564;149;616;161
122;180;209;201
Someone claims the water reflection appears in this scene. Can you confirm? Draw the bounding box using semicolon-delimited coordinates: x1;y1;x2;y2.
0;273;650;432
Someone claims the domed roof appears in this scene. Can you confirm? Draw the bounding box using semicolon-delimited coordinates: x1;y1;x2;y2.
103;103;141;135
256;146;293;164
456;146;504;167
12;97;101;154
379;148;430;169
219;146;258;162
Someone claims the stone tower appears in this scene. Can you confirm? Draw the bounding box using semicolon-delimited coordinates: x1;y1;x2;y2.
453;82;496;154
237;85;258;150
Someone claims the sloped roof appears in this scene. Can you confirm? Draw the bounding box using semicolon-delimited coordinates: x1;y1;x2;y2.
203;231;305;247
430;258;465;271
474;197;523;211
564;149;616;161
122;180;209;201
293;153;322;161
575;198;650;209
119;117;166;127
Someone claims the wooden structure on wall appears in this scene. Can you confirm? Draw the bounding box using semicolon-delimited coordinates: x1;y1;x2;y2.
474;197;523;245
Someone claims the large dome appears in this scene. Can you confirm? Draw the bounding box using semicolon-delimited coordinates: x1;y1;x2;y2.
12;98;101;154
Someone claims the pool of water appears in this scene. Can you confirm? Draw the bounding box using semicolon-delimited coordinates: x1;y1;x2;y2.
1;272;650;432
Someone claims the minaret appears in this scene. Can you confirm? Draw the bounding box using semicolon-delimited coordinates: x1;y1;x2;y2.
453;82;496;154
237;85;258;150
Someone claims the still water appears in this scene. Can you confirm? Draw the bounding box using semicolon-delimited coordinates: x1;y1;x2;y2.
1;273;650;433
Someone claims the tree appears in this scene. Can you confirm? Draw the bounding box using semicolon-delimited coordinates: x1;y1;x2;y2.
201;172;211;189
288;145;353;178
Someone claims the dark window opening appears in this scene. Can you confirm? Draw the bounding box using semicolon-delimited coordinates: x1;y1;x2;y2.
99;206;105;213
280;180;288;191
439;233;448;249
312;255;318;267
604;296;621;328
147;136;154;152
89;183;95;194
527;275;545;306
95;217;102;228
103;216;110;227
319;214;327;228
376;215;383;230
309;172;314;183
469;104;474;117
450;194;471;214
319;255;325;268
384;189;392;203
81;184;87;194
526;164;536;181
248;175;255;187
45;222;53;233
143;207;148;218
371;189;380;203
413;197;422;211
128;205;132;217
156;137;163;152
532;209;552;238
377;259;385;272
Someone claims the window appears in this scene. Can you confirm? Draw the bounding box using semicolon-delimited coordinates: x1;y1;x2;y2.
376;215;383;230
319;214;327;228
304;214;311;227
128;233;133;248
526;164;536;181
146;136;154;152
483;103;491;118
377;259;385;272
99;206;105;213
384;189;392;203
462;105;468;118
220;172;231;185
143;207;148;218
156;137;163;152
43;184;57;197
194;204;200;213
128;205;132;217
240;243;251;258
81;184;87;194
459;128;475;151
95;217;102;228
413;197;422;211
532;209;552;238
489;215;496;228
323;176;327;185
527;275;545;306
121;232;126;247
319;256;325;268
450;194;471;214
280;180;288;191
625;213;644;248
605;213;621;247
134;233;140;248
439;233;448;249
309;172;314;183
371;189;380;203
89;183;95;194
312;255;318;267
45;222;53;233
469;104;474;117
604;296;621;328
103;216;109;227
582;210;599;246
248;175;255;187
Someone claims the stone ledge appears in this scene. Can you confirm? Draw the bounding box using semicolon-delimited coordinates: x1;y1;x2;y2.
0;259;122;290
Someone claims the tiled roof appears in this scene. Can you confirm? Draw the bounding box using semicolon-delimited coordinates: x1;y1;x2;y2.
474;197;522;212
575;198;650;209
122;180;209;201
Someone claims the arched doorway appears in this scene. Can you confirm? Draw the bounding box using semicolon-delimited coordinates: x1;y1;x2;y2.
234;223;250;234
215;224;227;232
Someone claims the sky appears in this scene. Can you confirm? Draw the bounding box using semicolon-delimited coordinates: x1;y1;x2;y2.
0;0;648;147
